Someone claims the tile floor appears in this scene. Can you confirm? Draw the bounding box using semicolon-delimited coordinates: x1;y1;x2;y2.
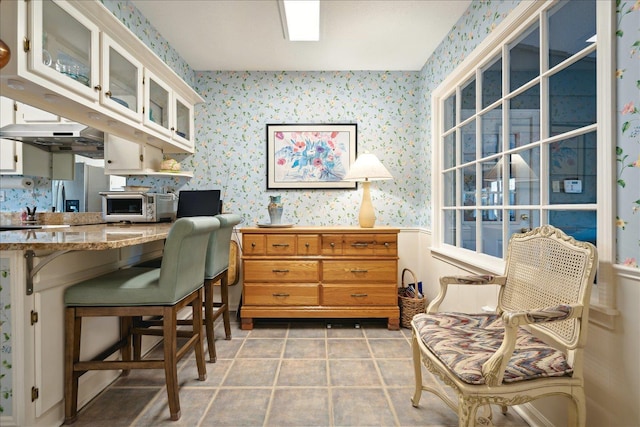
70;315;529;427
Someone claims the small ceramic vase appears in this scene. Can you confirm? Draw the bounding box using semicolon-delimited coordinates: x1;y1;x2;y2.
268;195;283;224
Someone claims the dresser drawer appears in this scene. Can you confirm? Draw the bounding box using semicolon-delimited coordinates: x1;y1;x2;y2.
322;260;397;282
244;260;319;282
321;234;343;255
297;234;320;255
244;284;319;306
343;234;397;256
373;234;398;255
322;284;397;306
266;234;297;256
243;234;266;255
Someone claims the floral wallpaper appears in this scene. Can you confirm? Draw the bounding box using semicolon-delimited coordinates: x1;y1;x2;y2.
101;0;194;88
0;0;638;268
0;258;11;415
615;0;640;268
181;70;423;227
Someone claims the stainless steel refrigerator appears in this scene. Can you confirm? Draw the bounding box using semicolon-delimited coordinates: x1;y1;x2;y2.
52;163;111;212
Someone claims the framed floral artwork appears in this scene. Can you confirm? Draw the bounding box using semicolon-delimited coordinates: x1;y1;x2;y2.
266;123;357;189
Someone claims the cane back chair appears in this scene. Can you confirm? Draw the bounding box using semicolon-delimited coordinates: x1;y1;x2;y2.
411;225;598;426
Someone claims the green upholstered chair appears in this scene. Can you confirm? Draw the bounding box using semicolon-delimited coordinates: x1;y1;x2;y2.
63;217;221;424
202;213;243;361
136;213;243;362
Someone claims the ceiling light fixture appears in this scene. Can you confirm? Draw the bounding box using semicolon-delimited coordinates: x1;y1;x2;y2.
278;0;320;41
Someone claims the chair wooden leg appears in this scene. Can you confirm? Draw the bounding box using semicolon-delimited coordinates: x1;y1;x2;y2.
411;333;423;408
204;279;217;362
119;316;132;377
163;306;181;421
132;315;143;360
220;274;231;340
192;288;207;381
64;307;81;425
458;397;480;427
570;388;587;427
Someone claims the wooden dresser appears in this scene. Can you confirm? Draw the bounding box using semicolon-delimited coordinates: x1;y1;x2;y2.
240;226;400;330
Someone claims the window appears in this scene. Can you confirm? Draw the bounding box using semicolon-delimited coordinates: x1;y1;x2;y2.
432;0;615;309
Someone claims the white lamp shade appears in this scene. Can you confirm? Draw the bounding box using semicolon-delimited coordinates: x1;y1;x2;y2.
343;153;393;181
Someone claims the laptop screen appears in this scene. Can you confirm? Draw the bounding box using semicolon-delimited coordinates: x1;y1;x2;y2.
176;190;222;218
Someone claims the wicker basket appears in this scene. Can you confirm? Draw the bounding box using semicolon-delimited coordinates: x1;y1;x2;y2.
398;268;426;328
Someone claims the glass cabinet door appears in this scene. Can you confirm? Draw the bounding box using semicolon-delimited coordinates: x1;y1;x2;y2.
143;70;171;136
101;34;143;121
29;0;99;101
173;93;193;148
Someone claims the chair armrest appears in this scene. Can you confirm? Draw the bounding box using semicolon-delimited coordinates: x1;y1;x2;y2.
426;275;507;313
480;304;583;386
502;304;583;327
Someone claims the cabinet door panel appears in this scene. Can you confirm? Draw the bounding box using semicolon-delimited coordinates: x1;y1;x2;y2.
322;260;397;282
30;0;99;100
101;34;143;121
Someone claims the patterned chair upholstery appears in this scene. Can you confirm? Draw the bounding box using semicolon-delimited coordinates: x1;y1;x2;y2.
411;225;598;427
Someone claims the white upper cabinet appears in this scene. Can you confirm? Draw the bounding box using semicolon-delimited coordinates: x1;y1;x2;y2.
173;91;194;150
101;33;144;122
29;0;100;102
143;69;194;150
0;0;203;155
143;69;172;138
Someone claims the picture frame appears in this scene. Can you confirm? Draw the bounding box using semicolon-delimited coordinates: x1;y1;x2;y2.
266;123;357;189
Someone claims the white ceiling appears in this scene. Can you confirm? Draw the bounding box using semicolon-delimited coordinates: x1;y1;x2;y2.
130;0;471;72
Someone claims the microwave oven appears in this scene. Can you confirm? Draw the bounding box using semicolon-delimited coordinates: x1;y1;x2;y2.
100;192;176;223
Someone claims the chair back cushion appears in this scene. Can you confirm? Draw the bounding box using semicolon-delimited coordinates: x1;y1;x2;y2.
205;214;243;279
499;225;598;348
159;216;221;302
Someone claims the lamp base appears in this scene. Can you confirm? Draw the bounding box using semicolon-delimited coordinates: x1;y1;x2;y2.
358;181;375;228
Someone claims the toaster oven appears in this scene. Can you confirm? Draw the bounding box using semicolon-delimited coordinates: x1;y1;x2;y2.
100;191;176;223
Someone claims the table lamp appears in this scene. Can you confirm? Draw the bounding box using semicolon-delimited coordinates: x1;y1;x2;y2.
343;152;393;228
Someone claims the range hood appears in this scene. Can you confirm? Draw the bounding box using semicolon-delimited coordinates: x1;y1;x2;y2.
0;123;105;158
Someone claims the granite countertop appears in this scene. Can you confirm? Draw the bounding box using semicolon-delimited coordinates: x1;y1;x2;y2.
0;222;173;251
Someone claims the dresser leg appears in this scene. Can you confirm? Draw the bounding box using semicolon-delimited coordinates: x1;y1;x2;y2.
387;317;400;330
241;317;254;330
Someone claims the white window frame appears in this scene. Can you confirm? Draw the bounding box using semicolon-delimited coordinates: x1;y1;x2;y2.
430;0;617;319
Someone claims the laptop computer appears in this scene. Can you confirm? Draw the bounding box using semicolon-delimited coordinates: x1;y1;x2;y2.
176;190;222;218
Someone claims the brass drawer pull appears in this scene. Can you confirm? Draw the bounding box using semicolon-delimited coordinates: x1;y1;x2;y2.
351;293;368;297
271;243;290;247
305;242;310;248
330;242;335;247
350;269;369;273
272;293;290;297
272;269;290;273
384;242;390;247
351;242;374;248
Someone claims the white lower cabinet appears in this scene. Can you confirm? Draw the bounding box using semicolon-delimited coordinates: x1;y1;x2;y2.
0;242;164;427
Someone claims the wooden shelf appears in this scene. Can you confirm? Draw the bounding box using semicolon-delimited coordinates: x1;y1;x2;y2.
121;171;193;177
